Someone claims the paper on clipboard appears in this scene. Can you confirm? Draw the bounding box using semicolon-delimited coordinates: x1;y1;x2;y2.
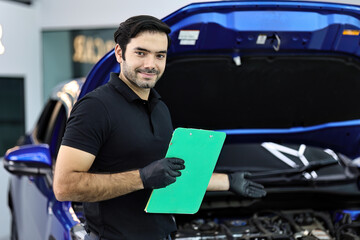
145;128;226;214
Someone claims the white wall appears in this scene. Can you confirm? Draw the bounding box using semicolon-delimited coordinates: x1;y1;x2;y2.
39;0;219;30
0;2;41;238
0;0;42;132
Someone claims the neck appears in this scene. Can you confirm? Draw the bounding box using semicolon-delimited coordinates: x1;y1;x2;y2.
118;73;150;100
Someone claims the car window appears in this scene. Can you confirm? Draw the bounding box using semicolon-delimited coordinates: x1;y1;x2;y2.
34;100;57;143
44;101;67;160
34;100;67;161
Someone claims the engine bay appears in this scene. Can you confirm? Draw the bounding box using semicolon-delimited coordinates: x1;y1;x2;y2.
174;209;360;240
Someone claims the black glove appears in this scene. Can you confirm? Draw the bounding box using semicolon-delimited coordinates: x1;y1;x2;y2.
228;172;266;198
139;158;185;189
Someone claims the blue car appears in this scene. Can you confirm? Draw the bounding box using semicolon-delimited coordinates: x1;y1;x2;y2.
4;1;360;239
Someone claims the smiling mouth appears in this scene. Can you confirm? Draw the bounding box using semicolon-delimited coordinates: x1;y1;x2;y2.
139;72;156;77
137;68;159;75
137;71;159;80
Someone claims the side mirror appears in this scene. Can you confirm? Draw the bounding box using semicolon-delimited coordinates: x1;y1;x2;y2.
3;144;52;176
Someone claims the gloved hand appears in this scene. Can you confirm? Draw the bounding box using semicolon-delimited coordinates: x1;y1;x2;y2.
139;158;185;189
228;172;266;198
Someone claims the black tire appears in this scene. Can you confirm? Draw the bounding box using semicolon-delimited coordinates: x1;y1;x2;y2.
10;211;18;240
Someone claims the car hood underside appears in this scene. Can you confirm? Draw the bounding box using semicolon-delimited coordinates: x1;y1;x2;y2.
156;54;360;159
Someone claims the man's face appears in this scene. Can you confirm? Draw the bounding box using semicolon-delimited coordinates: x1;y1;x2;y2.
115;31;168;90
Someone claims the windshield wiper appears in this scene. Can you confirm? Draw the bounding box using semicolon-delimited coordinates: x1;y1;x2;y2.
249;159;339;179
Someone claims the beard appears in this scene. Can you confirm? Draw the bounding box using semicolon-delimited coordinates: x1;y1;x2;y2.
122;61;163;89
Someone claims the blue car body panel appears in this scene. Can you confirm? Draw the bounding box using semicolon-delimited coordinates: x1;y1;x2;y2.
6;144;52;166
163;1;360;55
7;80;84;240
10;175;75;240
6;1;360;239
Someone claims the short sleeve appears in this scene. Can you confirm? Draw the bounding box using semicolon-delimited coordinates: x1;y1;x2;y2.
61;96;111;156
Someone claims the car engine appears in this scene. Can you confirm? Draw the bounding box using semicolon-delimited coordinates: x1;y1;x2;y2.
175;210;360;240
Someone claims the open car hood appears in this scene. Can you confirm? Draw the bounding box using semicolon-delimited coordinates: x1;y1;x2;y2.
163;1;360;55
80;1;360;159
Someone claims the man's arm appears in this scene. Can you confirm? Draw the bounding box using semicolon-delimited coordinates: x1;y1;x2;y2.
207;173;230;191
207;172;266;198
53;145;144;202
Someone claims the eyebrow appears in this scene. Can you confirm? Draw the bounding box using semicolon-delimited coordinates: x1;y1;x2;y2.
134;47;167;54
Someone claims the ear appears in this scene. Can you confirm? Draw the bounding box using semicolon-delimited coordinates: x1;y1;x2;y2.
115;44;123;63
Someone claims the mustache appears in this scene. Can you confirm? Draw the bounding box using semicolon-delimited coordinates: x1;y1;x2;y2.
136;68;160;75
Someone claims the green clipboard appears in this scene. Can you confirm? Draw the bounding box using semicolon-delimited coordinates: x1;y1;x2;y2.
145;127;226;214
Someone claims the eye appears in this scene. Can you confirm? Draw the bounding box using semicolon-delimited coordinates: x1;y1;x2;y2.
135;51;145;56
157;54;166;59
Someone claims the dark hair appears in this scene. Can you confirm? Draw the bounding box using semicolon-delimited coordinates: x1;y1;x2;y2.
114;15;171;60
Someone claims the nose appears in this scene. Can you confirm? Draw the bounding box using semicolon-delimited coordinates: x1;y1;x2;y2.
143;55;156;69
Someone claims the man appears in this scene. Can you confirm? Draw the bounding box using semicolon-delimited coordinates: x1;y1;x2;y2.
53;15;266;240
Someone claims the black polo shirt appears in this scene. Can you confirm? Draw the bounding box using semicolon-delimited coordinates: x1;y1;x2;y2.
61;72;176;239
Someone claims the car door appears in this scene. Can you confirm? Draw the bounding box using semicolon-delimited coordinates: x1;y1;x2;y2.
12;100;68;240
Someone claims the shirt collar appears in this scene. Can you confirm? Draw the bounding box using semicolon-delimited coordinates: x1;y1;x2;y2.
108;72;161;103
